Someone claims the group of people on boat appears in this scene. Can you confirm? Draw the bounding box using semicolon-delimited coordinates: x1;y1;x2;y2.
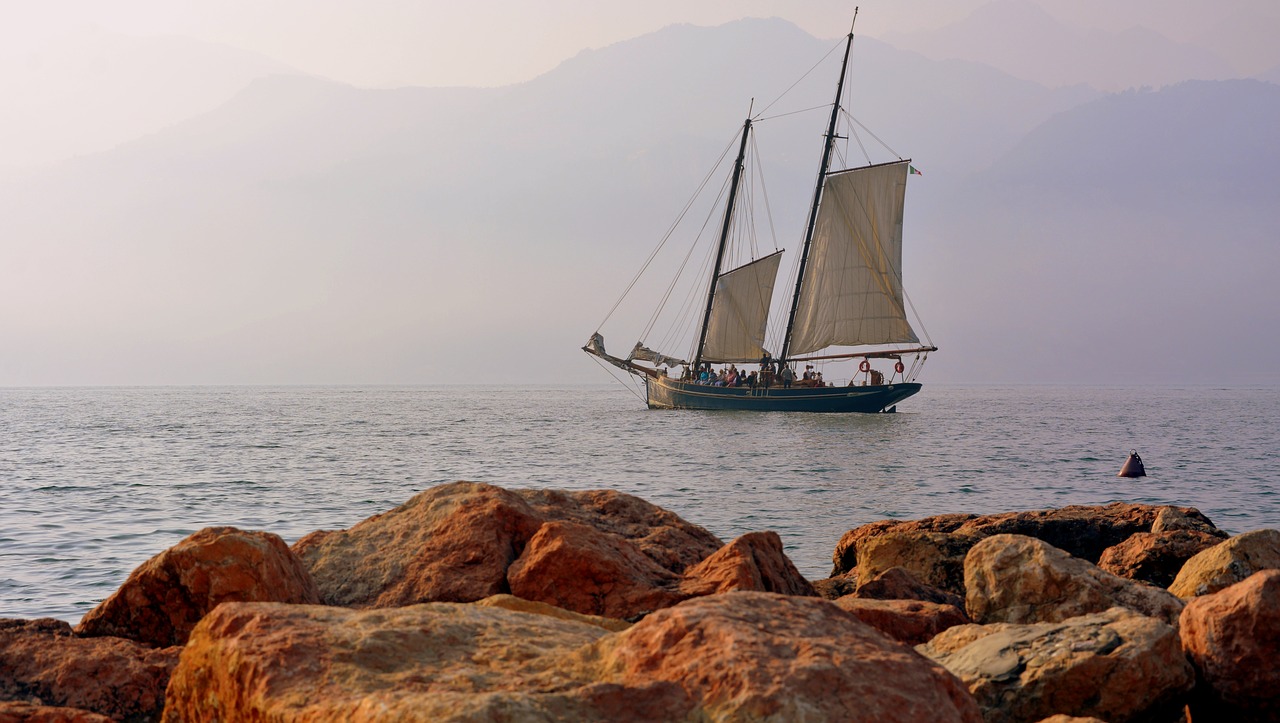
674;352;838;389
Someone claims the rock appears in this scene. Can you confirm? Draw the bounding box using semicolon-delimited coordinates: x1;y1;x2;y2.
75;526;319;647
291;482;723;609
919;608;1193;723
1152;505;1227;535
832;513;976;576
164;593;983;722
162;601;613;721
292;481;547;607
965;534;1184;625
591;592;983;722
833;597;970;645
515;488;724;574
832;503;1223;576
0;701;113;722
472;594;631;632
855;566;967;610
1168;528;1280;599
1180;569;1280;720
857;533;980;596
812;571;858;600
1097;529;1223;588
506;520;687;620
678;531;817;598
0;618;180;722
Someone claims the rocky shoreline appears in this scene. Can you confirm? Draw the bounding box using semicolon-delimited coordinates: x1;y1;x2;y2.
2;481;1278;721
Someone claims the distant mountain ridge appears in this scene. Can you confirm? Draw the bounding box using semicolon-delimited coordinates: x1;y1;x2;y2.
0;18;1276;385
884;0;1236;91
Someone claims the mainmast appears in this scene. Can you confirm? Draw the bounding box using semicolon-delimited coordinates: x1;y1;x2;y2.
779;12;857;363
693;115;752;371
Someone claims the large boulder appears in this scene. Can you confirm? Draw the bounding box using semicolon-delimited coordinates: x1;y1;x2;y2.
1097;529;1224;588
1180;569;1280;720
589;592;982;722
965;534;1184;626
833;597;970;645
856;531;981;596
291;482;724;609
164;594;983;722
1168;528;1280;599
832;503;1221;576
855;567;967;610
505;520;686;620
919;608;1194;723
292;482;546;607
515;488;724;574
678;531;817;598
0;618;180;722
75;526;319;647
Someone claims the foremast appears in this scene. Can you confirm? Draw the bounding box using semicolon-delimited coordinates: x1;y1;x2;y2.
693;116;753;372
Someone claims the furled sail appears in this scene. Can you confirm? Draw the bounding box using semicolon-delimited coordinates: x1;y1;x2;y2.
628;342;687;369
787;161;919;356
701;251;783;363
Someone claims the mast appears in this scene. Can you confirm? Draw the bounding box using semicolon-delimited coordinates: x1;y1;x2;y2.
780;11;858;363
693;115;752;371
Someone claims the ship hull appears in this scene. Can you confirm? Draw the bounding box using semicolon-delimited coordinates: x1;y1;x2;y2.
645;376;921;413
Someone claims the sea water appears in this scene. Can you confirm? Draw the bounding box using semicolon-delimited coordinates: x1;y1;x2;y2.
2;384;1277;623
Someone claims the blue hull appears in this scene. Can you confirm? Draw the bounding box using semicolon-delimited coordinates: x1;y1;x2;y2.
646;377;921;412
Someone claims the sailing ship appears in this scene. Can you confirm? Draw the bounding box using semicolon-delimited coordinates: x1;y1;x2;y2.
584;17;936;412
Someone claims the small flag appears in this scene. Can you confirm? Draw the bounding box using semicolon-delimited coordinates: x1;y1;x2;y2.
909;165;922;176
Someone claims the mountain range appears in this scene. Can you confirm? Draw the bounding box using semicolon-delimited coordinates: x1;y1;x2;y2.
1;17;1276;386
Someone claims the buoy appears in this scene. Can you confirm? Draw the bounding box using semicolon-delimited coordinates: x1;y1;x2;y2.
1117;450;1146;478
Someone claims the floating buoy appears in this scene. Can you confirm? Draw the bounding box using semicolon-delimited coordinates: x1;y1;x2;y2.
1117;450;1146;478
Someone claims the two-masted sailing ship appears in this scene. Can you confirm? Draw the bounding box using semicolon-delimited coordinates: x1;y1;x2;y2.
584;18;936;412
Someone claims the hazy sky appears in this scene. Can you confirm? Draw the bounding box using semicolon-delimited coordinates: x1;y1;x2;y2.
2;1;1277;386
5;0;1278;89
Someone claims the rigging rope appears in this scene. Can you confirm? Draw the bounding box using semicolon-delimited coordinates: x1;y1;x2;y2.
753;39;844;120
594;130;741;332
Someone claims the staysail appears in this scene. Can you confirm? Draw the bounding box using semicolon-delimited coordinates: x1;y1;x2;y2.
700;251;783;363
786;161;919;356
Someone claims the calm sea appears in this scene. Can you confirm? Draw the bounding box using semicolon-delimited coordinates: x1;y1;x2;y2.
2;384;1277;623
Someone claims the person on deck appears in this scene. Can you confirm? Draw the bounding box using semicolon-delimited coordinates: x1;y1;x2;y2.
781;365;794;388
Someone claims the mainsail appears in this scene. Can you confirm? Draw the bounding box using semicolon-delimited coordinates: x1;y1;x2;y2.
786;160;919;356
701;251;783;363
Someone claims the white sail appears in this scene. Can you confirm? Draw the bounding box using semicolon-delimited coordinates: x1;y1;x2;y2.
702;251;783;363
787;161;919;356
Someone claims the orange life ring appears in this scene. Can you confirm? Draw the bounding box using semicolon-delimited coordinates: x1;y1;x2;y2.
894;361;905;374
858;359;871;373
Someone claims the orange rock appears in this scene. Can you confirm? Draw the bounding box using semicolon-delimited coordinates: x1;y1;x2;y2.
517;488;723;574
0;618;179;722
833;597;969;645
678;531;817;598
1181;569;1280;720
292;482;723;610
75;526;319;646
591;592;982;721
965;534;1184;625
855;566;966;609
1097;529;1222;588
856;531;981;595
292;481;545;607
507;520;687;620
164;594;983;722
832;503;1222;577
